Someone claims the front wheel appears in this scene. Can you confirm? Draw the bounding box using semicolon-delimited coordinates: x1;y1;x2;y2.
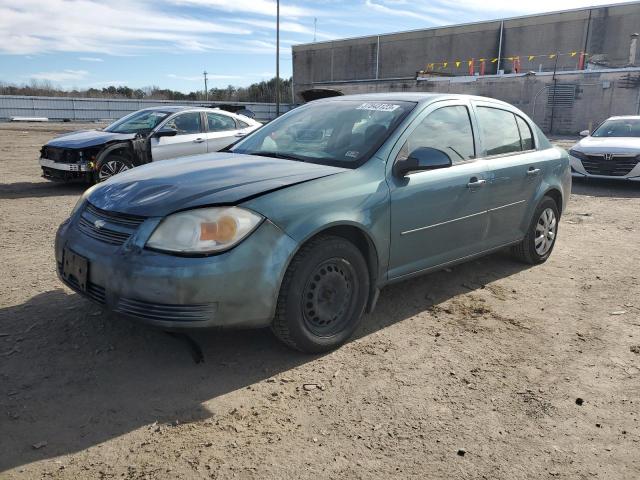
512;196;560;264
271;235;369;353
95;154;132;183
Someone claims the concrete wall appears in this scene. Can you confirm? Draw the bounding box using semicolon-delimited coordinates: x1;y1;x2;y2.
293;2;640;107
304;69;640;135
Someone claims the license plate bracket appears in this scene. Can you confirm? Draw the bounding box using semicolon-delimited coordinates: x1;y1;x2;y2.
62;248;89;292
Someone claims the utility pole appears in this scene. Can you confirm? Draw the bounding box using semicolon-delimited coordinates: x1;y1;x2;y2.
203;70;208;102
313;17;317;42
276;0;280;117
549;54;559;134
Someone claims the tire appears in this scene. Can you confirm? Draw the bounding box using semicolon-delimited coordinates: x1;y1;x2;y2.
95;154;133;183
512;196;560;264
271;235;370;353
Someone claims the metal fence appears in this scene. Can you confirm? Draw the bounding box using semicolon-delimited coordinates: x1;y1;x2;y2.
0;95;293;123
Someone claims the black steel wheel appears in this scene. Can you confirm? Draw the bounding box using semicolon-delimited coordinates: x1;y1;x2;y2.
272;235;369;353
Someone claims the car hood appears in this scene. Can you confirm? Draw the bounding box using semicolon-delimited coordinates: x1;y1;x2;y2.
47;129;137;149
87;153;348;217
573;136;640;154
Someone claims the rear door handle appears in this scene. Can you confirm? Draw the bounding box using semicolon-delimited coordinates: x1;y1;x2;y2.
194;138;205;143
467;178;487;189
235;132;247;137
527;167;541;176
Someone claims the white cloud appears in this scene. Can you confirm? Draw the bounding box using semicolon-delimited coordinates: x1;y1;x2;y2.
167;73;242;81
30;69;89;82
0;0;252;55
169;0;311;17
78;56;104;62
364;0;444;23
229;18;334;40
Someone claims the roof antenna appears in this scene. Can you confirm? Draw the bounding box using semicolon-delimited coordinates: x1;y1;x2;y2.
313;17;317;42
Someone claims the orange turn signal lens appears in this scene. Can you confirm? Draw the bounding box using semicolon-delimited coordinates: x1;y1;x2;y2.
200;216;238;243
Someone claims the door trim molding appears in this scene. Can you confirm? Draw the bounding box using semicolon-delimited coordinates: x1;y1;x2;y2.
488;199;526;212
400;199;526;236
400;210;486;236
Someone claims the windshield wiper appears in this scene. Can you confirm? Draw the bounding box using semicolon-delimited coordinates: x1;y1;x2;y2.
247;151;307;162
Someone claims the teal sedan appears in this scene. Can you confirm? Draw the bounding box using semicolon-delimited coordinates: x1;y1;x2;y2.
55;94;570;353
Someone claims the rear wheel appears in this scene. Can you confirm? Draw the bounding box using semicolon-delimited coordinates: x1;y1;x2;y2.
95;154;132;183
512;196;559;264
271;235;369;353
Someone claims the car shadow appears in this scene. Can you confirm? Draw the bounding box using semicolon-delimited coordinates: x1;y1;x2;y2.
571;177;640;198
0;182;88;200
0;251;528;473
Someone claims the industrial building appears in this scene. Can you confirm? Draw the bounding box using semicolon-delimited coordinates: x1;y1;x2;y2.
292;2;640;134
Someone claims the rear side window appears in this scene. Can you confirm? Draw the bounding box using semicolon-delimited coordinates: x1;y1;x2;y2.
516;116;534;151
237;119;250;129
207;113;237;132
398;105;475;163
477;107;521;156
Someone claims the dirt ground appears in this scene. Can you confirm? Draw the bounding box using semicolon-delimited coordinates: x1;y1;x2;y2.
1;122;639;479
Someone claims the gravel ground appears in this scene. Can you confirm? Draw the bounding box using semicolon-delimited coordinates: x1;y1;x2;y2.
1;123;639;479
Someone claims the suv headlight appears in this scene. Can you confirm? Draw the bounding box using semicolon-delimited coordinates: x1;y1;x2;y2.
568;148;588;161
146;207;263;254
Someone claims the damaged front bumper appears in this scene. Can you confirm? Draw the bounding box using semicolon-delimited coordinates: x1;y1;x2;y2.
40;158;93;181
55;207;298;330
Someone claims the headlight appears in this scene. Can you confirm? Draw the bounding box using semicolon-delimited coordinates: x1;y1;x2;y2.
146;207;263;254
568;148;588;161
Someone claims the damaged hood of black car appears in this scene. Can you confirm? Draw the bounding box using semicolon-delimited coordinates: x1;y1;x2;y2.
86;153;348;217
47;130;137;149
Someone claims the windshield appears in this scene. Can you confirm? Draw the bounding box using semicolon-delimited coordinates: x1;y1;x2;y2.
105;110;172;134
592;118;640;138
230;100;415;167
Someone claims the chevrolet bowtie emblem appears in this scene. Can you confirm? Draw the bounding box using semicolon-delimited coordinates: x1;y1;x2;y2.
94;219;106;229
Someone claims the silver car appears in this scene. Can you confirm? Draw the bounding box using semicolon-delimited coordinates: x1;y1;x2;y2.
569;116;640;181
39;106;262;183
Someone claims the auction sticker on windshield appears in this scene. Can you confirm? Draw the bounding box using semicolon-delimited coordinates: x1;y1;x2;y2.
356;103;400;112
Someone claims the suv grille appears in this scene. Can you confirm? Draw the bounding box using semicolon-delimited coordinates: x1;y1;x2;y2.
76;203;146;246
581;155;640;176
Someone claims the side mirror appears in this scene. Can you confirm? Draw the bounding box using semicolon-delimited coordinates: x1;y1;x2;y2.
393;147;452;177
579;129;590;137
154;127;178;138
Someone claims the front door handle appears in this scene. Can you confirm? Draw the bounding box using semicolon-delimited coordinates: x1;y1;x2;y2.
235;132;247;137
467;178;487;189
527;167;541;176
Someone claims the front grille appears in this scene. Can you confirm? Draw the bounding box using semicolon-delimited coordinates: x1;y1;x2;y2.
115;297;216;322
76;202;146;246
43;146;79;163
581;155;640;176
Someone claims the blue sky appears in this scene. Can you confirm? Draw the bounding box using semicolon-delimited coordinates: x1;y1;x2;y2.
0;0;635;92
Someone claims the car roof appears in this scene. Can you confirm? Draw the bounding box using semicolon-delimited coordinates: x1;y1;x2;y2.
138;105;239;116
606;115;640;120
311;92;516;109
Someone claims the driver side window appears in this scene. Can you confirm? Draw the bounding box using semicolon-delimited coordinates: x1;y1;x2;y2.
397;105;475;163
164;112;202;135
